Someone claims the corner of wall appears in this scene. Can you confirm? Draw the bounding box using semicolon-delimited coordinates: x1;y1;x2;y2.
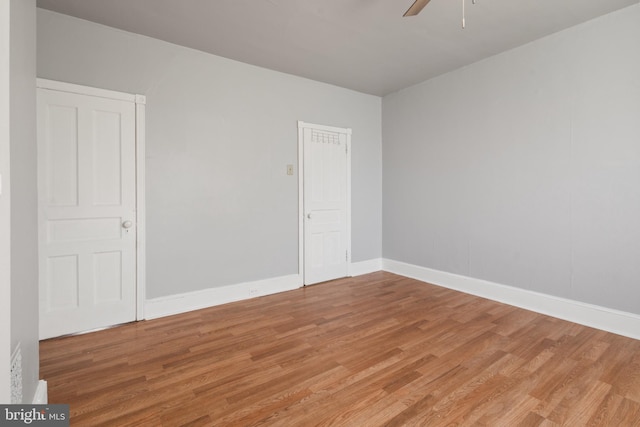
9;0;39;404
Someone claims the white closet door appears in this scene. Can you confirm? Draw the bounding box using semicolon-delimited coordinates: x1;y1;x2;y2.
38;87;137;339
303;126;350;285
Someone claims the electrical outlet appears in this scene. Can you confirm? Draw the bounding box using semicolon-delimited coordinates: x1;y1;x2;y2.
286;165;294;176
249;287;259;297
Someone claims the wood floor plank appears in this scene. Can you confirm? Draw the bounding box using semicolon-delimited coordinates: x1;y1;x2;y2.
40;272;640;426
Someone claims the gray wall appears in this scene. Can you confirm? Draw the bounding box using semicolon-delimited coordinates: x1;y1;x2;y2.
37;9;382;299
0;0;39;404
10;0;39;403
383;5;640;314
0;0;11;404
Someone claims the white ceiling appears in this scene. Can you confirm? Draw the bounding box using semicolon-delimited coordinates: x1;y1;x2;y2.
36;0;639;96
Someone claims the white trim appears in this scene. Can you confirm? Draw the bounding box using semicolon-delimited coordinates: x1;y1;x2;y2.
297;121;352;285
32;380;48;404
350;258;382;276
297;123;304;279
135;97;146;320
145;274;302;320
383;259;640;341
297;121;353;135
36;78;138;103
345;133;352;276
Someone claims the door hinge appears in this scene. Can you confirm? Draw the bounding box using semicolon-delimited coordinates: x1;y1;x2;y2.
346;250;349;261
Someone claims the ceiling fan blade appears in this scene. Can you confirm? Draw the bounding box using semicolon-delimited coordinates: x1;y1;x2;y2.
403;0;432;17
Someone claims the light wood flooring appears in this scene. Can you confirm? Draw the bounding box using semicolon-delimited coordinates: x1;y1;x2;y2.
40;272;640;426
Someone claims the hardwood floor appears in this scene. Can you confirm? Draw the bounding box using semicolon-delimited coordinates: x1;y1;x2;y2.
40;272;640;426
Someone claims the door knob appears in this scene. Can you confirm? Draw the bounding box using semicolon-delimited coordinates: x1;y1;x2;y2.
307;213;312;219
122;220;133;229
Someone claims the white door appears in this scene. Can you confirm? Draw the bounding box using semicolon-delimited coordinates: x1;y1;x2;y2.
301;123;351;285
37;85;137;339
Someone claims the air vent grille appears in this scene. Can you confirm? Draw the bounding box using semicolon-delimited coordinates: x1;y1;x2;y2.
10;344;23;404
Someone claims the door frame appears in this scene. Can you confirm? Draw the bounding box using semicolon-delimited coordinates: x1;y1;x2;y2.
36;78;146;321
297;121;352;285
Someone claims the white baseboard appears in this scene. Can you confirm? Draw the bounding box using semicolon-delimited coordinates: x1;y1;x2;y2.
143;259;640;340
144;260;383;320
144;274;302;320
32;380;47;404
350;258;382;276
383;259;640;341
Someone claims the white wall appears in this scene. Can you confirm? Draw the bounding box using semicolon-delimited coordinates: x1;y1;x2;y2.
383;5;640;315
37;9;382;299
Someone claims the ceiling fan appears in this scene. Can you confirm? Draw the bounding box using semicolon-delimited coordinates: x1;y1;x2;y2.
404;0;431;17
404;0;478;27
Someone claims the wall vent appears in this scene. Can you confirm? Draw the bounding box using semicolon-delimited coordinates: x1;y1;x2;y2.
10;343;22;404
